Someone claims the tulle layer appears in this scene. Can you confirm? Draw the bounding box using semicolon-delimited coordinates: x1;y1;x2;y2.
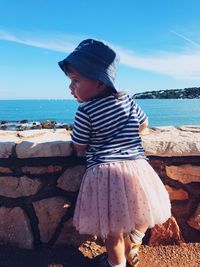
73;159;171;238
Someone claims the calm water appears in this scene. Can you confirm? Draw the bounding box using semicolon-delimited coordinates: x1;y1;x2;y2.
0;99;200;128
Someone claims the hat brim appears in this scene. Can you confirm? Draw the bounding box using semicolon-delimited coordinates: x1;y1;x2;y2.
58;57;117;93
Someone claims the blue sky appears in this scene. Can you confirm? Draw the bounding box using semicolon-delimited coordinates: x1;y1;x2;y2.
0;0;200;99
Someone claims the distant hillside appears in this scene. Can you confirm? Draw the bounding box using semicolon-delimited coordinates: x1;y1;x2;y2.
134;87;200;99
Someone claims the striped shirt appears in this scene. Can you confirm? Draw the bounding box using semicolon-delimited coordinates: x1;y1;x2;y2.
71;93;147;169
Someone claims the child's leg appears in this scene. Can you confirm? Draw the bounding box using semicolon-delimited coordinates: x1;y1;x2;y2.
105;232;126;266
124;224;149;266
135;224;149;234
130;224;149;243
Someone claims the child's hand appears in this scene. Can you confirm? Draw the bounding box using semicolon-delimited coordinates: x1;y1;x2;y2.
139;119;148;134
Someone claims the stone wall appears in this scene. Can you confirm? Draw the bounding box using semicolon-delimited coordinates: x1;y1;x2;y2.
0;126;199;249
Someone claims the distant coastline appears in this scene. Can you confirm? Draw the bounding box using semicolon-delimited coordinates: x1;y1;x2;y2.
134;87;200;99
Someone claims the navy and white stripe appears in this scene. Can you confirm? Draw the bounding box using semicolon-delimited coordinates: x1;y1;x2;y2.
71;94;147;169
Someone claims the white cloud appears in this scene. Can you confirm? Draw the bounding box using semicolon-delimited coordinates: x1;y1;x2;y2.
1;28;200;80
114;44;200;80
171;30;200;48
0;29;80;52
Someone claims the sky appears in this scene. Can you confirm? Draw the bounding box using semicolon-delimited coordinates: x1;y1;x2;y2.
0;0;200;100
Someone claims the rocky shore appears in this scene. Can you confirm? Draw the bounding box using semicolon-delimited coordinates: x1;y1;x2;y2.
0;120;73;131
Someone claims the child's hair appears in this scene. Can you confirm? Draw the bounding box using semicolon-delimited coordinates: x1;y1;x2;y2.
58;38;120;97
65;63;124;100
97;86;125;99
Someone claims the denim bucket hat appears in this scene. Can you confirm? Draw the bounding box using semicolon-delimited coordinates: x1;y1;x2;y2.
58;39;119;92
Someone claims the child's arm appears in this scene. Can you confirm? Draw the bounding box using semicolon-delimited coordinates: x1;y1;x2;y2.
133;99;148;133
139;118;148;133
71;106;91;157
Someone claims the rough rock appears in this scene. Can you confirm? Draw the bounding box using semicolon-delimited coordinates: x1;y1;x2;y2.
148;217;184;246
151;126;177;132
16;129;68;138
33;197;70;243
57;165;86;192
55;218;91;246
0;131;19;158
187;204;200;231
0;176;42;197
178;125;200;132
0;207;33;249
142;126;200;157
16;130;72;158
22;165;62;175
0;167;12;174
41;120;56;129
166;164;200;184
164;185;189;200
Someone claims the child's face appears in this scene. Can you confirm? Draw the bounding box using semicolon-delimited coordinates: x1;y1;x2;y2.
66;68;106;102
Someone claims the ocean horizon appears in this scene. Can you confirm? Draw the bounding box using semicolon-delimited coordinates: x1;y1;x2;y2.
0;99;200;130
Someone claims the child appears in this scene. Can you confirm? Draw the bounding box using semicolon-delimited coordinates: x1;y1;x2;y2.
58;39;171;267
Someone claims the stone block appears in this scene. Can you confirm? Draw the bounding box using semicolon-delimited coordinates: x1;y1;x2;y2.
178;125;200;133
57;165;86;192
152;126;177;132
55;218;91;246
148;216;184;246
187;204;200;231
0;167;12;174
0;176;42;197
0;207;33;249
166;164;200;184
16;130;72;158
33;197;70;243
0;131;19;158
22;165;62;175
17;129;68;138
165;185;189;200
142;126;200;157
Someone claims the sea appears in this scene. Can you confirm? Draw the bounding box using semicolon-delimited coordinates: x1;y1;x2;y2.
0;99;200;130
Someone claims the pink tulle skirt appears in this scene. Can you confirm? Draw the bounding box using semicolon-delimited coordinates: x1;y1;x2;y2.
73;159;171;238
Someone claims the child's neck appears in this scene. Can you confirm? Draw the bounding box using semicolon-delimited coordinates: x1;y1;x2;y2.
92;89;113;100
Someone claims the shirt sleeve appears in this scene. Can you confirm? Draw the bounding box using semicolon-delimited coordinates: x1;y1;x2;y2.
71;106;91;145
134;101;148;125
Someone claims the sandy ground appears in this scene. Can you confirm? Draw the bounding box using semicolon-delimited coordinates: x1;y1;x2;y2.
0;242;199;267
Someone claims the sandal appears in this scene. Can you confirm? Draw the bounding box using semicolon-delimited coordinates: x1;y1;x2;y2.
124;234;141;266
